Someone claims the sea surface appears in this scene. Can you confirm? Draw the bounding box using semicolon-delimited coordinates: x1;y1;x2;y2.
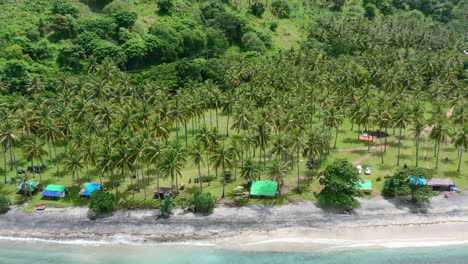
1;238;468;264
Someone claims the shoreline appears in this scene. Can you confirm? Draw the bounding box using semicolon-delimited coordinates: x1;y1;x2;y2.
1;195;468;251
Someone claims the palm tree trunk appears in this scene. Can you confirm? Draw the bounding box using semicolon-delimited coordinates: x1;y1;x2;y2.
48;140;52;166
209;109;212;128
234;157;237;180
215;107;219;130
435;141;441;169
226;114;230;136
53;145;60;177
334;126;339;148
297;147;301;193
397;126;402;166
415;135;420;167
198;163;202;192
156;159;161;200
147;164;150;186
176;121;179;145
98;170;104;186
184;120;188;148
140;160;146;200
175;172;178;193
384;127;388;152
3;147;7;184
221;163;225;198
457;147;463;172
206;153;210;179
36;158;43;184
31;159;35;179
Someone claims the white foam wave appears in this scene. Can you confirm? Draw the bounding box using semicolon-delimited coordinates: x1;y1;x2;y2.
0;235;215;247
243;237;468;249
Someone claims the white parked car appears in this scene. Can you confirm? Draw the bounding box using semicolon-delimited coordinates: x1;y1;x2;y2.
365;167;371;175
357;165;362;174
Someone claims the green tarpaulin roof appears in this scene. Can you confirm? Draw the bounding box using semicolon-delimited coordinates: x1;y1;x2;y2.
358;180;373;191
29;181;40;188
45;184;66;192
18;180;40;193
250;180;278;197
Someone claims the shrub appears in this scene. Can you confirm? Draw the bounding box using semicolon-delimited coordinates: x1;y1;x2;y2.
241;32;265;52
51;1;80;18
269;22;278;32
376;177;382;182
160;197;175;217
102;0;132;13
0;196;11;214
157;0;174;14
250;1;265;17
192;192;216;214
89;191;116;214
271;0;291;18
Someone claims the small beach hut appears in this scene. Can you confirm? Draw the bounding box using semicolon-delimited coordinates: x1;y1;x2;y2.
42;184;66;199
79;183;102;197
17;180;41;195
426;178;455;192
153;187;175;199
249;180;278;198
358;180;373;193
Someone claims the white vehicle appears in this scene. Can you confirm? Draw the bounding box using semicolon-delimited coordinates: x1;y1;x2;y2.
365;167;371;175
357;165;362;174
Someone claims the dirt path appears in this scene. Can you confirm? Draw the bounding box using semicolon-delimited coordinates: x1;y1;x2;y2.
352;144;392;166
335;146;370;152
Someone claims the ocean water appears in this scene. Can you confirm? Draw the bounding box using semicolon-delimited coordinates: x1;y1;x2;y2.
1;238;468;264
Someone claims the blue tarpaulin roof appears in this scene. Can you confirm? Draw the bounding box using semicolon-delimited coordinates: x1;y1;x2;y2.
83;183;102;196
410;177;426;185
42;190;65;198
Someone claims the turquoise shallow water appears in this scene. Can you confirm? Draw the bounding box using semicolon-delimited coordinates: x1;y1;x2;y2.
1;239;468;264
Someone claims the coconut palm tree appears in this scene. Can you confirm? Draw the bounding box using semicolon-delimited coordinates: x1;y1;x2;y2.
393;104;411;166
220;91;236;136
96;144;112;187
39;118;64;170
210;144;232;198
227;139;242;180
267;159;289;187
160;144;186;193
410;118;426;167
254;117;271;172
63;149;83;183
146;139;164;197
81;136;98;182
430;116;450;169
195;125;217;179
22;137;47;183
452;124;468;172
0;121;18;175
270;134;290;162
240;158;259;183
323;106;344;149
288;130;305;193
189;141;205;192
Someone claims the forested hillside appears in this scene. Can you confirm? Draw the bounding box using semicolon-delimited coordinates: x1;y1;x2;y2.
0;0;467;209
0;0;466;91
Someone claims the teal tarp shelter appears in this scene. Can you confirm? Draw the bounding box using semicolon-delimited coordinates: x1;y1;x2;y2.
79;183;102;196
358;180;372;193
18;180;40;194
250;180;278;197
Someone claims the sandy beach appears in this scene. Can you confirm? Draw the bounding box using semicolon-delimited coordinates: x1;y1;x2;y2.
1;195;468;251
